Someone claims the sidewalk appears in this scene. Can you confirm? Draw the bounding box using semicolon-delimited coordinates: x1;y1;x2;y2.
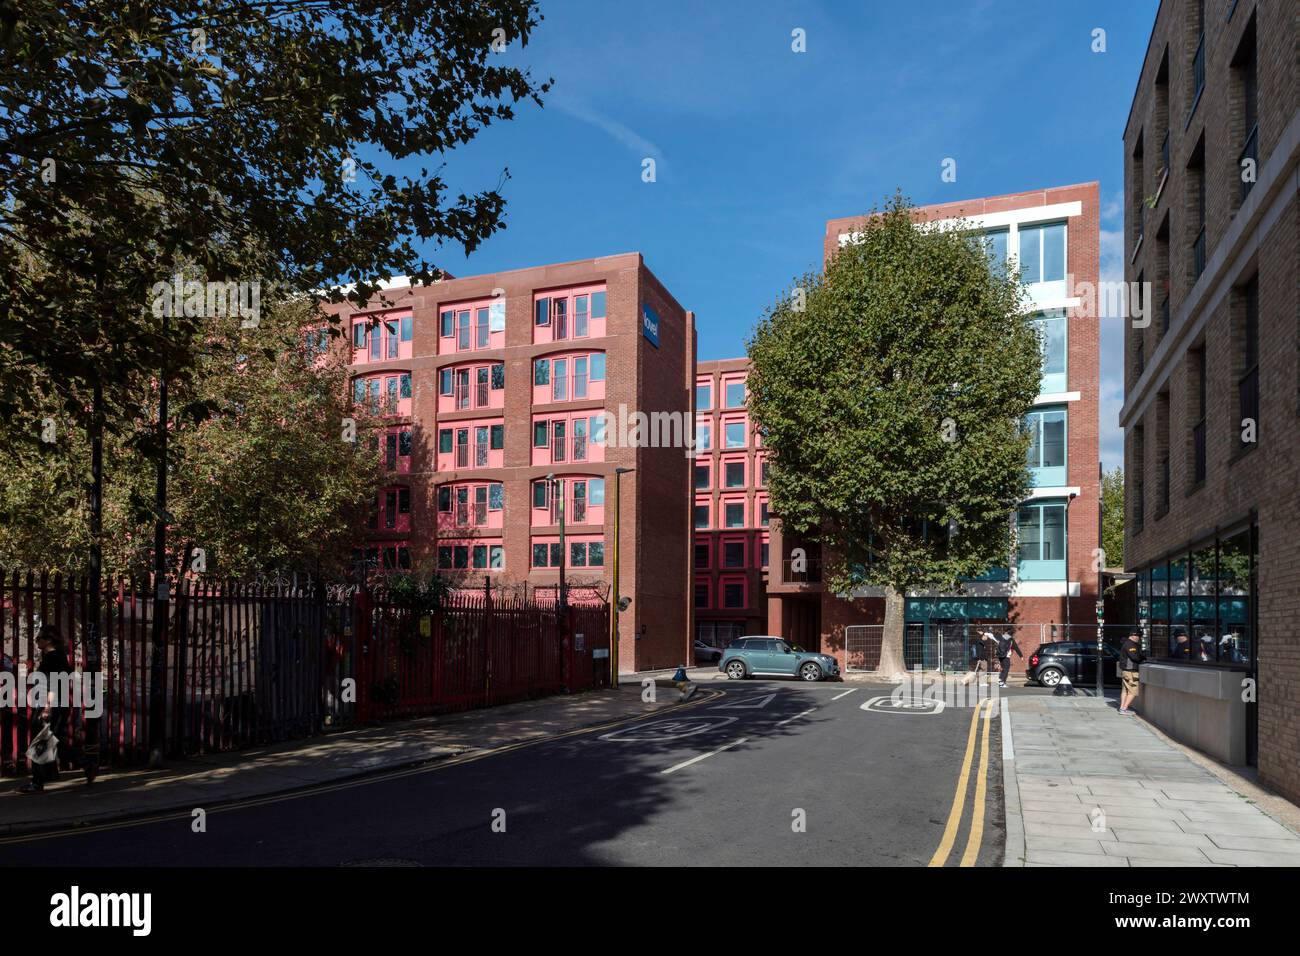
0;683;685;838
1002;694;1300;866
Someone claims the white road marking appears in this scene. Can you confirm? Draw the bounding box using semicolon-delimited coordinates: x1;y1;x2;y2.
776;708;816;726
711;693;777;710
831;688;860;701
661;737;749;775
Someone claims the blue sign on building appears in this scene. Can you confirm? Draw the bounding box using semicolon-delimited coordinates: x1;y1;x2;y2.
641;303;660;348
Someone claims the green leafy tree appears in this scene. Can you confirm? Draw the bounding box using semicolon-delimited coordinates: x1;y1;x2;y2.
0;298;383;577
747;195;1042;677
0;0;548;582
1100;466;1124;571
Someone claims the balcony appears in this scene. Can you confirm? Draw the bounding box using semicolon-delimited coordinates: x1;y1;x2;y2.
1240;123;1258;202
781;557;822;584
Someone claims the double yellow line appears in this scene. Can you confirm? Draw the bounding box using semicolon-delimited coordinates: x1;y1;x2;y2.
928;697;996;867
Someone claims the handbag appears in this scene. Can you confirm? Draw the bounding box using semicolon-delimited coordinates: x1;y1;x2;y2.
26;724;58;765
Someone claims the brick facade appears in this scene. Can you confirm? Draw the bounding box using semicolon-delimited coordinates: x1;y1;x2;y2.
1121;0;1300;798
324;254;695;673
763;183;1103;670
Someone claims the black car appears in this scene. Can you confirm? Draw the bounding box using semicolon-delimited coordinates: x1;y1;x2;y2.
1025;641;1122;688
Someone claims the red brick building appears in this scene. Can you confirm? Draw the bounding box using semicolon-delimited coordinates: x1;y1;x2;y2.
1121;0;1298;790
693;358;770;646
762;183;1102;670
327;254;696;673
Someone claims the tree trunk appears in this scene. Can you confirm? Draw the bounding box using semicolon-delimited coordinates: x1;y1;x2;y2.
877;585;908;681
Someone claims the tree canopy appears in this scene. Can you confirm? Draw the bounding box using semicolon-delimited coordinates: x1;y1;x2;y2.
747;194;1042;673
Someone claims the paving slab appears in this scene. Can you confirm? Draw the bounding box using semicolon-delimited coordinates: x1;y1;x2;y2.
1003;694;1300;867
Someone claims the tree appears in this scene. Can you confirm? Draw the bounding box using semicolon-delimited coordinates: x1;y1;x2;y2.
1;1;549;419
0;298;384;577
747;194;1041;678
1100;466;1124;571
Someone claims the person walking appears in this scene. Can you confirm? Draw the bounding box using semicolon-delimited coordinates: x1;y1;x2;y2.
1118;631;1144;715
19;624;72;795
995;629;1023;688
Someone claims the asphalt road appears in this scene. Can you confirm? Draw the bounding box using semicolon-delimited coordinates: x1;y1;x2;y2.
1;678;1007;866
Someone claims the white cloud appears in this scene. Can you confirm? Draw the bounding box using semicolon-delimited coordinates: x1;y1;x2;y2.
550;95;665;168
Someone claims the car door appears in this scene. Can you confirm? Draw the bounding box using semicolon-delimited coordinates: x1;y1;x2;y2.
771;640;801;675
1074;642;1100;687
748;639;780;673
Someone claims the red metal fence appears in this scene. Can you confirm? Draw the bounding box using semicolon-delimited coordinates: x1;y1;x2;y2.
0;570;609;775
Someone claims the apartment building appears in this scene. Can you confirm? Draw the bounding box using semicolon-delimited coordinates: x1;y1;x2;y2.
1121;0;1298;793
763;183;1101;668
325;254;696;673
693;358;770;645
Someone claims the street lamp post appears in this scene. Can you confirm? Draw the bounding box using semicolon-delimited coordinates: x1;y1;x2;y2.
610;467;634;687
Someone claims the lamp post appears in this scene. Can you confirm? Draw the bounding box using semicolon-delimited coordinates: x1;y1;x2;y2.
547;473;566;613
610;467;635;687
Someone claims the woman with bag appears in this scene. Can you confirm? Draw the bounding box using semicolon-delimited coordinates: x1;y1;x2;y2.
19;624;72;794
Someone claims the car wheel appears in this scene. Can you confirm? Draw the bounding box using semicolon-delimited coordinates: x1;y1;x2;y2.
725;660;747;680
799;662;822;682
1038;667;1063;687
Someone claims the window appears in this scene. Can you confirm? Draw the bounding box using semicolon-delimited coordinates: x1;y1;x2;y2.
535;297;550;326
724;420;746;449
590;353;605;382
1238;275;1259;449
491;424;504;450
694;464;711;490
1190;0;1205;118
534;421;548;449
757;498;769;527
1016;500;1067;580
724;380;746;409
721;578;746;610
1032;312;1067;394
694;541;710;570
534;358;550;386
438;429;453;454
696;423;711;452
696;383;713;411
722;539;745;569
532;541;564;568
1025;408;1067;485
1191;345;1206;484
759;457;770;486
695;582;711;610
570;541;604;568
1188;135;1206;280
1018;222;1066;284
724;460;745;488
1234;15;1258;203
694;503;710;530
724;501;745;528
983;228;1009;271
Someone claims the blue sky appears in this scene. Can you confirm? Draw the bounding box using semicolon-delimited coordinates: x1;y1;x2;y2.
424;0;1161;471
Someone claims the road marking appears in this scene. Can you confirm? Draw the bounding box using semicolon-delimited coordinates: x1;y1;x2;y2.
0;688;728;846
831;688;859;701
861;695;945;714
959;700;996;867
711;693;777;710
775;708;816;726
599;715;737;741
661;737;749;775
927;699;986;867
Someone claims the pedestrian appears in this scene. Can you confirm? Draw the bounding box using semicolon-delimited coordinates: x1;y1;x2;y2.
995;629;1022;688
19;624;72;795
1118;631;1144;715
1173;629;1190;659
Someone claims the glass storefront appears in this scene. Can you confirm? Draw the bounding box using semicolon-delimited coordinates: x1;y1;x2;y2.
1135;522;1256;666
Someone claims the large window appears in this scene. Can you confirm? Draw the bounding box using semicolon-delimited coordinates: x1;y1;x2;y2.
1032;312;1067;394
1025;407;1067;486
1016;500;1067;580
1018;222;1066;285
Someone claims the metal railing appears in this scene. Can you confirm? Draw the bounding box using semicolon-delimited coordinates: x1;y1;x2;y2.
781;557;822;583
